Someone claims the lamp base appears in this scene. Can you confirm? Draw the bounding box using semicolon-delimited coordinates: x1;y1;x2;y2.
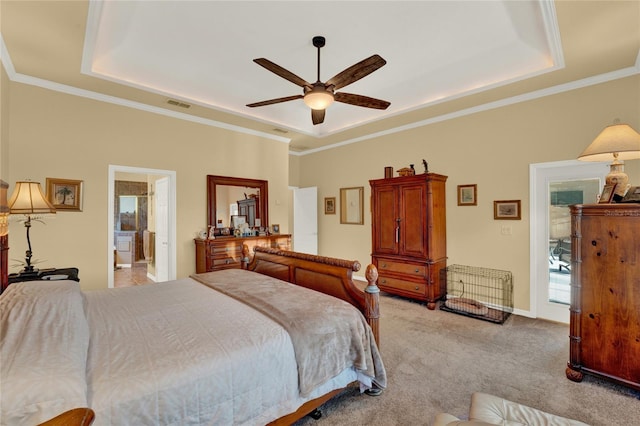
606;162;629;201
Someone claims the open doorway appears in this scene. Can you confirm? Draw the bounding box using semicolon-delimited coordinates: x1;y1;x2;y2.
530;160;606;323
108;165;176;288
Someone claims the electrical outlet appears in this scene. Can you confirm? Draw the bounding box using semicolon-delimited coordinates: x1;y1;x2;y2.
501;225;512;235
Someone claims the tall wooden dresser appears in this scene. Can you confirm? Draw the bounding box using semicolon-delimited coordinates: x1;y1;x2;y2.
566;204;640;391
370;173;447;309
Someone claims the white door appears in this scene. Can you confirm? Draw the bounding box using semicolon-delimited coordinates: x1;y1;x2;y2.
530;160;607;323
155;177;170;282
293;187;318;254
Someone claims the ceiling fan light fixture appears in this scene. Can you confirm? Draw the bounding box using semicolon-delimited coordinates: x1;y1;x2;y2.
304;88;334;110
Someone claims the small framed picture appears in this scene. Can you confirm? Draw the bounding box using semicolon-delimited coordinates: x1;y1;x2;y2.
324;197;336;214
493;200;521;220
621;186;640;203
598;184;617;204
46;178;83;211
457;184;477;206
231;215;247;229
271;224;280;234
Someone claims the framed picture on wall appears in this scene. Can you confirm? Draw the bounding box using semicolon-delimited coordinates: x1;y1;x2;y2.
324;197;336;214
46;178;83;211
493;200;521;220
457;184;477;206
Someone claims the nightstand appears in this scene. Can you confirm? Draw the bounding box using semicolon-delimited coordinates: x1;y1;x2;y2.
7;267;80;285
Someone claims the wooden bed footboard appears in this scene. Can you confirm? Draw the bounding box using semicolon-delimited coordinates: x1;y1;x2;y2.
243;245;381;346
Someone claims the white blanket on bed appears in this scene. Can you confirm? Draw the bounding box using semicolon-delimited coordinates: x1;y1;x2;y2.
84;278;357;425
1;281;90;426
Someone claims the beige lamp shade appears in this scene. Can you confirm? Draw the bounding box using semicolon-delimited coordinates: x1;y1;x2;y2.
578;123;640;162
8;181;56;215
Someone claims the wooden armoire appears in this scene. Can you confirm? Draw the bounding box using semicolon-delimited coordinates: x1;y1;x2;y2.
566;203;640;391
370;173;447;309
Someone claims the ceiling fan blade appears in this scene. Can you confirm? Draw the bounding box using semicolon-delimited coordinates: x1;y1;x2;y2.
326;54;387;91
253;58;312;88
246;95;303;108
334;92;390;110
311;109;325;125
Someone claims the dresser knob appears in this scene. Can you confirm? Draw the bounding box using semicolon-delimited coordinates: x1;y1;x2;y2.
381;279;386;284
415;268;419;273
415;286;419;290
382;263;387;268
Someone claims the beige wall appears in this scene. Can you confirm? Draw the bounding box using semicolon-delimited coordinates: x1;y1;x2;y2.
5;82;290;290
294;75;640;313
4;71;639;310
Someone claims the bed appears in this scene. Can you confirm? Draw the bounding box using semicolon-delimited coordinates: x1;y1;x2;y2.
0;246;386;426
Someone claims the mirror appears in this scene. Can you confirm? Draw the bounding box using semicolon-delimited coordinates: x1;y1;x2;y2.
340;187;364;225
207;175;268;229
118;196;138;230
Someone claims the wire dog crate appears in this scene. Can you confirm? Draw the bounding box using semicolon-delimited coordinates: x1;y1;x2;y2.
440;264;513;324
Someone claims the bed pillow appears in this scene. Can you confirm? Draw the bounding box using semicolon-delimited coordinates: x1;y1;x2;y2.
1;280;90;426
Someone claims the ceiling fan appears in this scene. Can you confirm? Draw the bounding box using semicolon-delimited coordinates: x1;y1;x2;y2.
246;36;390;125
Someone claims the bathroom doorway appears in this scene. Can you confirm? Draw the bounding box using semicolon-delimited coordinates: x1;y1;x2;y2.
108;165;176;288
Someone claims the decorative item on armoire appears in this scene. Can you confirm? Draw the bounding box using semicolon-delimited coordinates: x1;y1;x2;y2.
577;120;640;202
396;166;415;177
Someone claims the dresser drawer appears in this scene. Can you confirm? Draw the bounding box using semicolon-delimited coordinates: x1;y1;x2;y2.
209;244;242;256
211;256;240;268
377;275;426;296
376;259;426;277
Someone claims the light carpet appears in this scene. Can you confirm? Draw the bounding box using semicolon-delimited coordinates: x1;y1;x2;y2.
294;293;640;425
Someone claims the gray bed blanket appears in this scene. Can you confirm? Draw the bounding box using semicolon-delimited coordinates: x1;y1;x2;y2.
191;269;386;396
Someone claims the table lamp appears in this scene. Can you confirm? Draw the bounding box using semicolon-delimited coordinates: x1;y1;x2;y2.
8;181;56;273
578;122;640;201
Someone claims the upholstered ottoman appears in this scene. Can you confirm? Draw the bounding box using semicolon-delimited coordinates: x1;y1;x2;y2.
433;392;588;425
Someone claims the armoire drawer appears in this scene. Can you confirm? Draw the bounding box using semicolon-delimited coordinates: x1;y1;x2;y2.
378;275;426;296
376;259;426;277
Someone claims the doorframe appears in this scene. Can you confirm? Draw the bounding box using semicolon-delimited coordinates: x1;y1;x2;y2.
529;159;607;322
108;165;177;288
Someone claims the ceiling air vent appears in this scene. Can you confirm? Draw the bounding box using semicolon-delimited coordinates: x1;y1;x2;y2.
167;99;191;109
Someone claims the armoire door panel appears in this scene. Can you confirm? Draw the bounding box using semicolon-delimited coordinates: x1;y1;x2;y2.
373;186;398;254
400;184;427;258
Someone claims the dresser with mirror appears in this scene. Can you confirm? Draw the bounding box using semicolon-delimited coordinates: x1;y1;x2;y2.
195;175;290;273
